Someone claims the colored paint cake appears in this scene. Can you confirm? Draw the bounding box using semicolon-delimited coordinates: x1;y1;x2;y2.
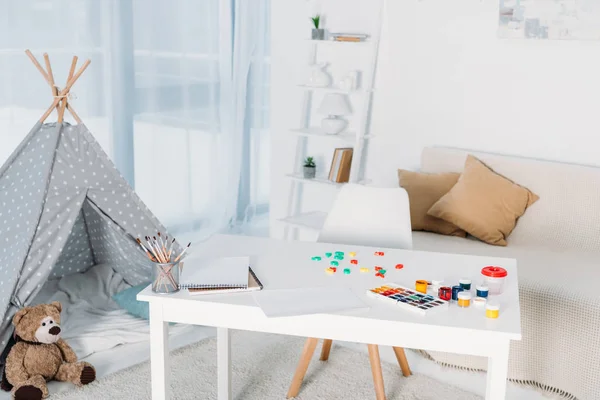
366;283;449;316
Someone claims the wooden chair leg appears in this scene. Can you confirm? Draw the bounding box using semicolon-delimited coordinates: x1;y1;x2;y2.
367;344;386;400
320;339;333;361
287;337;319;399
392;346;412;377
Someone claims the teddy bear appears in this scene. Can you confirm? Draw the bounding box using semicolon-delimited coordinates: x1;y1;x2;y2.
1;302;95;400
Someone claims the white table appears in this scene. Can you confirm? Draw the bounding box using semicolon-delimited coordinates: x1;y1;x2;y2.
137;234;521;400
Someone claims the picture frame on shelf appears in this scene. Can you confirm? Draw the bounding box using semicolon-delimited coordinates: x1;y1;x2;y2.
328;148;353;183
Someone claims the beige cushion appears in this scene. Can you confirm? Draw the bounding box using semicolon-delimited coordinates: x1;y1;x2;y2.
427;155;539;246
397;170;467;237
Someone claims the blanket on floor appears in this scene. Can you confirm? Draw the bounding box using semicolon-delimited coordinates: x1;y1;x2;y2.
32;264;189;359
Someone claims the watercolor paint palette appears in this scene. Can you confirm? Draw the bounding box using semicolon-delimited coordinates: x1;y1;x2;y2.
366;283;449;316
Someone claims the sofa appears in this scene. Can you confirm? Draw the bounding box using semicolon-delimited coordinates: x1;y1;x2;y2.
409;146;600;400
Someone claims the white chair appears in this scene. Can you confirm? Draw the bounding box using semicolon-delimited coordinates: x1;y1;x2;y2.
287;184;413;400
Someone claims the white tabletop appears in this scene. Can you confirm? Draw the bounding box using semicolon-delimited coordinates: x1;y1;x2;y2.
139;234;521;340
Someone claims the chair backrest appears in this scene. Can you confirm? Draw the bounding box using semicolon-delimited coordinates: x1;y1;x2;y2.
318;184;413;250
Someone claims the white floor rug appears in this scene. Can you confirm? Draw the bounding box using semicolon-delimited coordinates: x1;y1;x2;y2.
53;330;482;400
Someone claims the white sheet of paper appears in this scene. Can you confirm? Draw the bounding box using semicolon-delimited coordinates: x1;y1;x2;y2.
180;256;249;287
252;287;370;318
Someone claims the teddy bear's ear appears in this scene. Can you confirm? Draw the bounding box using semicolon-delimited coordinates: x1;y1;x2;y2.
49;301;62;313
12;307;30;326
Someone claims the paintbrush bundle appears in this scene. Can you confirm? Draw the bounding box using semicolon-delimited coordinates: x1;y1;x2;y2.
135;232;191;293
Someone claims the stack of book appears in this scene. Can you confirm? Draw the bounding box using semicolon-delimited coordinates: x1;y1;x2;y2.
329;33;369;42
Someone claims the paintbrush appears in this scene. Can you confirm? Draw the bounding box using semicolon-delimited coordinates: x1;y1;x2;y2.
145;236;164;263
136;238;156;262
167;238;176;260
162;235;169;259
157;236;169;262
173;242;191;263
157;232;166;253
152;236;167;262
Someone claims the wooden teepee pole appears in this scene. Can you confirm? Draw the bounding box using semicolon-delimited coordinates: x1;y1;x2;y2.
58;56;78;123
25;49;49;81
43;53;62;115
38;58;90;123
25;49;89;124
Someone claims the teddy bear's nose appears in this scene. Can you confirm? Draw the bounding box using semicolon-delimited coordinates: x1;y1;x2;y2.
49;326;61;336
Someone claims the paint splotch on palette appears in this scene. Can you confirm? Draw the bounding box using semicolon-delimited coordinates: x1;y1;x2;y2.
366;283;449;316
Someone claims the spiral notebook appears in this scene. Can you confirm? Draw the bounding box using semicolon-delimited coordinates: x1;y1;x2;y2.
187;268;263;295
179;256;261;293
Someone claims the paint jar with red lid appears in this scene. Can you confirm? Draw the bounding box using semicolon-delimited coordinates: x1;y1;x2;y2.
481;266;507;295
438;286;452;301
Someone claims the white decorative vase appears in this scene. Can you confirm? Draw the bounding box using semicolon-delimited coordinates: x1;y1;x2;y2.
321;117;347;135
307;63;332;88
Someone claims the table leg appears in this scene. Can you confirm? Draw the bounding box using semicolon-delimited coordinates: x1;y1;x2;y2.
218;327;232;400
149;302;170;400
392;347;412;377
485;340;510;400
287;338;319;398
320;339;333;361
367;344;386;400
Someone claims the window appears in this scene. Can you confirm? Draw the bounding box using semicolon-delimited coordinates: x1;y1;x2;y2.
0;0;270;238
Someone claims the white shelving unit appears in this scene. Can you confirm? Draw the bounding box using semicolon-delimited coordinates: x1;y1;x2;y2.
278;3;385;240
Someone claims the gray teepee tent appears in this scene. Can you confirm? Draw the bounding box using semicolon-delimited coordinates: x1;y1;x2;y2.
0;51;180;347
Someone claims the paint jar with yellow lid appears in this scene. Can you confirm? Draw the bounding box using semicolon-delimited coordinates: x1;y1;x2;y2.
415;280;428;294
457;292;472;308
486;304;500;319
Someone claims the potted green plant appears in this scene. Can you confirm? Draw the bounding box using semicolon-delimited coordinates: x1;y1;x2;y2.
303;157;316;179
311;15;324;40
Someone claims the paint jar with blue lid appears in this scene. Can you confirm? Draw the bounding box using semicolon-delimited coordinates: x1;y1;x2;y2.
451;285;463;301
459;279;471;291
476;285;489;298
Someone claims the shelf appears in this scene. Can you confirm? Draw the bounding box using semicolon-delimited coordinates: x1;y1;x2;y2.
306;39;372;46
285;173;371;187
290;128;373;141
297;84;372;94
278;211;327;231
285;174;344;187
290;128;353;142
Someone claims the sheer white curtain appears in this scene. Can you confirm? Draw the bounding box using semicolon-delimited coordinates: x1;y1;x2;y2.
0;0;113;159
0;0;270;240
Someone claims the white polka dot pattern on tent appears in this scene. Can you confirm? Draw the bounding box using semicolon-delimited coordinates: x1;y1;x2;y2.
0;122;60;346
0;122;181;347
83;200;153;286
50;210;95;279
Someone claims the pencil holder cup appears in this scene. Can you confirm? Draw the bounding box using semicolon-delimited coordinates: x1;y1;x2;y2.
152;261;181;294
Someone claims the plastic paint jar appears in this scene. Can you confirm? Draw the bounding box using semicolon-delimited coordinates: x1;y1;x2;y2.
476;285;489;298
451;285;463;301
431;279;444;292
457;292;472;308
438;286;452;301
459;278;472;291
473;297;487;308
486;304;500;319
481;266;507;295
415;280;428;294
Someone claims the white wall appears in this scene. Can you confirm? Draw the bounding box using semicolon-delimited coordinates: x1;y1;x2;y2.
271;0;600;238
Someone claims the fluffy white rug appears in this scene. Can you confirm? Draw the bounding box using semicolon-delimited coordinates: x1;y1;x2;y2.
53;331;482;400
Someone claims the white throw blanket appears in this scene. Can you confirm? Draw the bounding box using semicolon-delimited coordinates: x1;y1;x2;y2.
33;264;188;359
